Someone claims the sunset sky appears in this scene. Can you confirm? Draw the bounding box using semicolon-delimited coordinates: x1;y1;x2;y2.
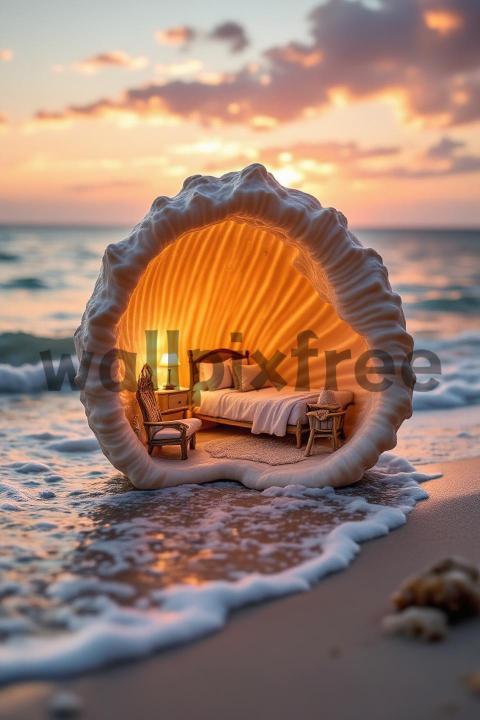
1;0;480;226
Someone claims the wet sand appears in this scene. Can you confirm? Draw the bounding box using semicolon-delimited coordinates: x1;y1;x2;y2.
1;456;480;720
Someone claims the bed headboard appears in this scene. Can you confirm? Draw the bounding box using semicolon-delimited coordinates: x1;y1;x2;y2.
188;348;249;392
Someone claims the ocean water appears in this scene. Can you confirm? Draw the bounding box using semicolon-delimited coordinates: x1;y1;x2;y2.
0;225;478;684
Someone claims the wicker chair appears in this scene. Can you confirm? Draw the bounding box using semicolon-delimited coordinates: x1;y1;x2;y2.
136;364;201;460
304;403;348;457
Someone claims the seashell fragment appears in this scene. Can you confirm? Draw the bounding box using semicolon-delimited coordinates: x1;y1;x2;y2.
382;607;448;642
392;557;480;622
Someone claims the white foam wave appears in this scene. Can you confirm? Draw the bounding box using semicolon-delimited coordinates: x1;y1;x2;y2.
0;356;78;394
0;454;437;684
413;380;480;410
47;438;99;453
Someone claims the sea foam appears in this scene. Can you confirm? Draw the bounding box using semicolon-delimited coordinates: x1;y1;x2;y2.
0;453;437;684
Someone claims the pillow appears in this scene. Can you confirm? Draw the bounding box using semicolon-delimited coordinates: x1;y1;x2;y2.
232;362;273;392
199;360;233;390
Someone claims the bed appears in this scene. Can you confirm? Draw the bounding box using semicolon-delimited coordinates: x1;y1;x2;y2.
188;348;321;447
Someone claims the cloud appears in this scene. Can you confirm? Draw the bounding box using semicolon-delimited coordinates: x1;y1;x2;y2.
0;113;8;130
65;180;143;193
200;140;402;185
155;26;196;47
155;59;204;80
259;141;400;166
425;136;465;158
33;0;480;129
356;136;480;178
71;51;148;75
201;137;480;183
27;110;73;130
208;22;249;53
423;9;464;35
0;49;13;62
155;21;249;54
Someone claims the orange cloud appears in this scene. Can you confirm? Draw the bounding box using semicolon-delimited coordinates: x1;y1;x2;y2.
423;10;463;35
266;43;323;68
155;26;196;47
65;179;144;193
72;51;149;75
25;110;72;131
155;59;204;80
31;0;480;130
204;140;400;179
203;137;480;183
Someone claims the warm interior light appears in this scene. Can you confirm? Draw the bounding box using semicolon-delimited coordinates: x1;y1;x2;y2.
160;353;180;367
159;352;180;389
117;218;370;436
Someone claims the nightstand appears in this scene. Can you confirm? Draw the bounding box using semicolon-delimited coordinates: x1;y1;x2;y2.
156;387;191;419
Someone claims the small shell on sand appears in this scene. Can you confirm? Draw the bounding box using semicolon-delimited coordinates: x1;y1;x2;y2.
48;690;83;718
382;607;448;642
392;557;480;622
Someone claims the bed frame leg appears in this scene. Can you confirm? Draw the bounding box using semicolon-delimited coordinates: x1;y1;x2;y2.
296;421;303;449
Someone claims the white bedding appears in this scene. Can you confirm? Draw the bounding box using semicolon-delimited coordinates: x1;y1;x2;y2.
196;386;321;437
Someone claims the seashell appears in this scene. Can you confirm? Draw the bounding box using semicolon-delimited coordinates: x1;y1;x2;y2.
392;557;480;621
75;165;413;490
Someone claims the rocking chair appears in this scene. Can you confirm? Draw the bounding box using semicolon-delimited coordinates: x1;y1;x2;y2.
136;364;201;460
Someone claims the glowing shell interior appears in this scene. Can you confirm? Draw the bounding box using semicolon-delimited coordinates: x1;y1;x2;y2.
75;164;413;490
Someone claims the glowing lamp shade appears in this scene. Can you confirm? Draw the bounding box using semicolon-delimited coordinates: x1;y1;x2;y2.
160;352;179;389
75;164;413;490
160;353;179;367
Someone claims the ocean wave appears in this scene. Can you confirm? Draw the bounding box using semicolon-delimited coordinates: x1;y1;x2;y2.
410;296;480;314
413;379;480;410
0;332;75;366
0;358;78;393
0;251;19;262
1;333;479;411
1;276;48;290
0;453;436;684
420;330;480;352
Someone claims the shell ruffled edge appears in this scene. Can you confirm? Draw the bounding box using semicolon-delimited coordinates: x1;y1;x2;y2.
75;164;413;489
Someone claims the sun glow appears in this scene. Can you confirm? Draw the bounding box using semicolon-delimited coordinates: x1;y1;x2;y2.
0;48;13;62
251;115;278;129
423;10;463;35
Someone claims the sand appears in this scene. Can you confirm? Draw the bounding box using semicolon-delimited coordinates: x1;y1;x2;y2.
1;456;479;720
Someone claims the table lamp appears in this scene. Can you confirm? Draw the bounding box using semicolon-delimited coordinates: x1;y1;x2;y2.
160;353;179;389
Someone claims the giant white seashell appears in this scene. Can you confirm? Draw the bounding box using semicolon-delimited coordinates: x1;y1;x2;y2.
75;164;413;489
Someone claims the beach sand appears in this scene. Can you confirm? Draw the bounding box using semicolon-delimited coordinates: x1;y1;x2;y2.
1;456;479;720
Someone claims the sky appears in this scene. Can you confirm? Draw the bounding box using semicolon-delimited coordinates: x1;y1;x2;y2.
1;0;480;226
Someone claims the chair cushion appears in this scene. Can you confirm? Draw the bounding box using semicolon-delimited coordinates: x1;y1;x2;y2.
152;417;202;440
317;389;353;407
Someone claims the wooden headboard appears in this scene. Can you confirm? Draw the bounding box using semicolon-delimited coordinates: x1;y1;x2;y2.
188;348;249;392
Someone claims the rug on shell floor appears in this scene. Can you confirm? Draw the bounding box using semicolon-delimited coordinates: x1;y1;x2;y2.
203;436;330;465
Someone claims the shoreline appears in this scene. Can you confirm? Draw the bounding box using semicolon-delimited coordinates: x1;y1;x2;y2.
1;456;480;720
